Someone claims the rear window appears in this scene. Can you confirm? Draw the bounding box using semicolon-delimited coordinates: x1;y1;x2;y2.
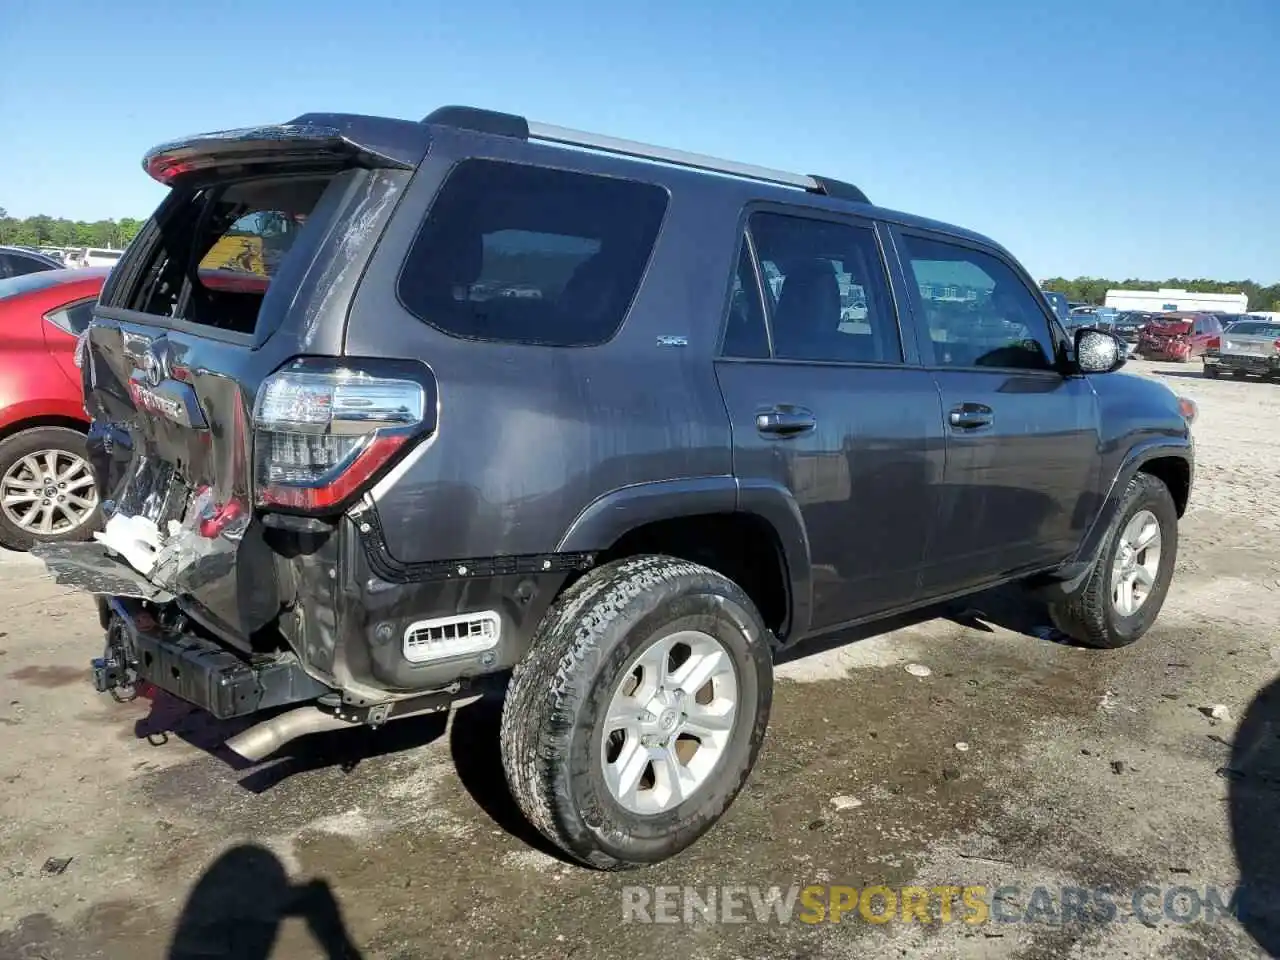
397;159;669;346
115;174;334;334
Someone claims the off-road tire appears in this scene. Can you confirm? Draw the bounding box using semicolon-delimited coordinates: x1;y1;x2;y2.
1233;369;1250;380
1203;364;1219;379
1048;473;1178;649
0;426;101;552
500;554;774;870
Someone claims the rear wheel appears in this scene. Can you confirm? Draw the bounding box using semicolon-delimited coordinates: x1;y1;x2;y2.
1233;369;1250;380
1203;364;1219;379
500;555;773;869
1048;473;1177;649
0;426;101;551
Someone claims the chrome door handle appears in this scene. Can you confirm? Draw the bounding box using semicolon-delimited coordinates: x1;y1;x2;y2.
756;407;817;437
949;403;993;429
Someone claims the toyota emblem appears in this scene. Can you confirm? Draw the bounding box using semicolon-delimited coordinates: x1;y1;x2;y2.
143;347;166;387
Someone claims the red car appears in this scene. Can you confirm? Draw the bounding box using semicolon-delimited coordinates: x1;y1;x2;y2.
1136;312;1224;361
0;268;110;550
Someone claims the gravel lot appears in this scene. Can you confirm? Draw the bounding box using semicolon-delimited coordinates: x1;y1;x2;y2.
2;360;1279;960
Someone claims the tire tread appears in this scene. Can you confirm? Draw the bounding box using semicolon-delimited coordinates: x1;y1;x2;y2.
500;554;716;869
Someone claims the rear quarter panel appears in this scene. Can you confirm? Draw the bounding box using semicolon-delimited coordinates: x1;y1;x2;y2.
344;128;739;563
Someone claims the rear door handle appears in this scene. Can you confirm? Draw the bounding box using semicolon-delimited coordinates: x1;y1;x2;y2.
948;402;994;429
756;406;817;437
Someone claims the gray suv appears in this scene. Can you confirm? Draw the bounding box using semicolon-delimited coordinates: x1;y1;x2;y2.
37;106;1195;869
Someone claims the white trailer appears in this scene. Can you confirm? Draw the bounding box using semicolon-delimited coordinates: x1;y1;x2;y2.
1105;288;1249;314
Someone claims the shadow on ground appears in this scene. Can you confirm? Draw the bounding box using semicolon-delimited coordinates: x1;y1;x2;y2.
775;583;1070;667
167;844;364;959
131;684;450;792
1229;672;1280;955
128;682;571;858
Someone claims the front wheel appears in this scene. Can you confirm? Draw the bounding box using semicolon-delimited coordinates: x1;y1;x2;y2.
500;555;774;869
0;426;101;551
1048;473;1178;649
1203;364;1219;379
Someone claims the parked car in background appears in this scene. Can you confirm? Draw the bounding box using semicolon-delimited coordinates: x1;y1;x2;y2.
1205;318;1280;379
1106;311;1151;343
82;248;125;269
0;245;64;278
0;268;108;550
1137;312;1224;361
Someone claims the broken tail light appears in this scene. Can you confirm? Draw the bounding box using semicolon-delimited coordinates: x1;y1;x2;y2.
252;358;436;512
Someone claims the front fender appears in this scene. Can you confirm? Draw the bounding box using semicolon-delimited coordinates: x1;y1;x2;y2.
1051;437;1193;593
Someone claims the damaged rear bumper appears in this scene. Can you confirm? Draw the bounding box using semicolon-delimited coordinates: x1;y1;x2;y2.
99;595;332;720
31;541;332;720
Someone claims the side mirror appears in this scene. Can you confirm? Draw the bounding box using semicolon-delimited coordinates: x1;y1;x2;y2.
1074;327;1126;374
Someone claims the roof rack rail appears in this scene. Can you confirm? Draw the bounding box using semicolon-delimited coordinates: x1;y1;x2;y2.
421;105;869;204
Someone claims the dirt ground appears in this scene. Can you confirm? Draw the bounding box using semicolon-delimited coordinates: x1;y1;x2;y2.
2;359;1279;960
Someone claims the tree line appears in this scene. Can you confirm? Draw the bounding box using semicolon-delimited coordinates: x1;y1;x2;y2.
1042;276;1280;312
0;208;144;251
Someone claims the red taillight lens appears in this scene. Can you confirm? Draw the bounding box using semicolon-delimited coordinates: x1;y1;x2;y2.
252;361;429;513
1273;339;1280;353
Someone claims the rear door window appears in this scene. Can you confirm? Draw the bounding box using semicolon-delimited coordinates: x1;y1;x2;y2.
396;159;669;346
721;237;770;359
746;211;902;364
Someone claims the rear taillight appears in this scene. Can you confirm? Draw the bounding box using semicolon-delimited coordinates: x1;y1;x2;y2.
252;359;433;513
1273;339;1280;354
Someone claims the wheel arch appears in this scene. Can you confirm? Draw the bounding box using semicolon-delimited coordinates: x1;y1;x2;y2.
1072;440;1192;577
0;413;91;446
556;477;813;642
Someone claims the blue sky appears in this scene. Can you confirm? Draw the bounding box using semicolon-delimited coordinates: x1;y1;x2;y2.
1;0;1276;281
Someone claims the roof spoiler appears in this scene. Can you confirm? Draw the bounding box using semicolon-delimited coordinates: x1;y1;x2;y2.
142;114;432;185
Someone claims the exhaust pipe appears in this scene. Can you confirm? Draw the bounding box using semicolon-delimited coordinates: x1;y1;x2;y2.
224;689;486;762
225;706;355;762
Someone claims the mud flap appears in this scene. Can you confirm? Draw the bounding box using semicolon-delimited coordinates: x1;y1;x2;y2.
30;541;175;602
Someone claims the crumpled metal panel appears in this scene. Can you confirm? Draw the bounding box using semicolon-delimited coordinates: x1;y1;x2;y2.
30;541;174;602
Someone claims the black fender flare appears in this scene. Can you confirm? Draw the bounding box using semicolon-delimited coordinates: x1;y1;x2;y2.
1041;437;1193;597
555;476;814;641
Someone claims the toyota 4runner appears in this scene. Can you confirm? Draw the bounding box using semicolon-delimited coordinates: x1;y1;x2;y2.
35;106;1195;869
